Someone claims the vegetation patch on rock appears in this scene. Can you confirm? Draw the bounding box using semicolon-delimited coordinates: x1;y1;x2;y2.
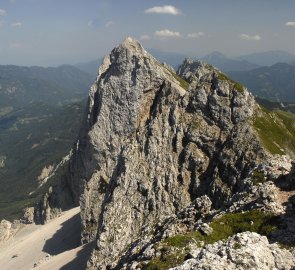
145;210;279;270
164;210;278;248
218;72;244;93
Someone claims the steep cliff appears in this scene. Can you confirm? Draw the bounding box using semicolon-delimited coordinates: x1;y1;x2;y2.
61;38;295;269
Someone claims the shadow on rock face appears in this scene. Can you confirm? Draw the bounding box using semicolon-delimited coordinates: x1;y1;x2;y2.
59;241;95;270
43;212;81;255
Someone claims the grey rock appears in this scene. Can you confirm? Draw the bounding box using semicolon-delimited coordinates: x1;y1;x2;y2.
0;220;12;241
21;207;35;224
171;232;295;270
0;219;21;241
64;38;268;269
45;37;294;269
198;223;213;236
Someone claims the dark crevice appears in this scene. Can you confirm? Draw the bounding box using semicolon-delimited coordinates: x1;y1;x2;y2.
131;57;141;86
91;90;103;125
172;135;177;152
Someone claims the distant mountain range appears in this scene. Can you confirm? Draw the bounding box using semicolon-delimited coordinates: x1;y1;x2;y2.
200;50;295;71
229;63;295;102
237;50;295;66
0;65;92;109
75;59;102;78
147;48;188;70
200;51;259;72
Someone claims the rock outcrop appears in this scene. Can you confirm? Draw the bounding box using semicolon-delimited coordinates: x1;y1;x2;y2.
171;232;295;270
40;37;295;269
0;219;21;241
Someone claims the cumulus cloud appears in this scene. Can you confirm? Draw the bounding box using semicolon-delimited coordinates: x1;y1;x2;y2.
0;9;7;16
11;22;22;28
105;21;115;28
187;32;205;38
145;5;181;15
155;29;181;38
140;35;151;40
286;21;295;27
240;34;261;41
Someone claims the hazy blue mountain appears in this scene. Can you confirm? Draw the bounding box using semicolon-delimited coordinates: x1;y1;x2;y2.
229;63;295;102
0;65;92;109
237;50;295;66
201;51;259;71
147;48;188;70
75;59;102;78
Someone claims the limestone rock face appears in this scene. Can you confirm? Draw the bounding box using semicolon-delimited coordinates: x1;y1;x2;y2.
0;220;12;241
21;207;35;224
171;232;295;270
0;219;20;241
62;37;279;269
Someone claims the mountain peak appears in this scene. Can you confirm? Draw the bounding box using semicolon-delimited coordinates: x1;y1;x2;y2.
118;36;146;55
26;39;295;270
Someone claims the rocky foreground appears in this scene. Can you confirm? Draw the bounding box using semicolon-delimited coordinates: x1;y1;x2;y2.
2;37;295;269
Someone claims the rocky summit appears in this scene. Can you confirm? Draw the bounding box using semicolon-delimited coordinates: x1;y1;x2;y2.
37;37;295;269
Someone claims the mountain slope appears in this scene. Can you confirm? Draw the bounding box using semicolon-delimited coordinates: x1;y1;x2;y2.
0;207;82;270
229;63;295;102
20;38;295;269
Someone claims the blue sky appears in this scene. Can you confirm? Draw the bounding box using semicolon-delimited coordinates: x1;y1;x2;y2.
0;0;295;66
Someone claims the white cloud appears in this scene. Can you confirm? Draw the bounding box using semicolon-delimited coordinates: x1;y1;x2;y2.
240;34;261;41
10;42;22;49
155;29;181;38
140;35;151;40
87;20;93;27
11;22;22;28
187;32;205;38
0;9;7;16
144;5;181;15
105;21;115;28
286;21;295;27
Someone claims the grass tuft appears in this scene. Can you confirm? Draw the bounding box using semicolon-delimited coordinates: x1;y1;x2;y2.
218;72;244;93
252;170;266;186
